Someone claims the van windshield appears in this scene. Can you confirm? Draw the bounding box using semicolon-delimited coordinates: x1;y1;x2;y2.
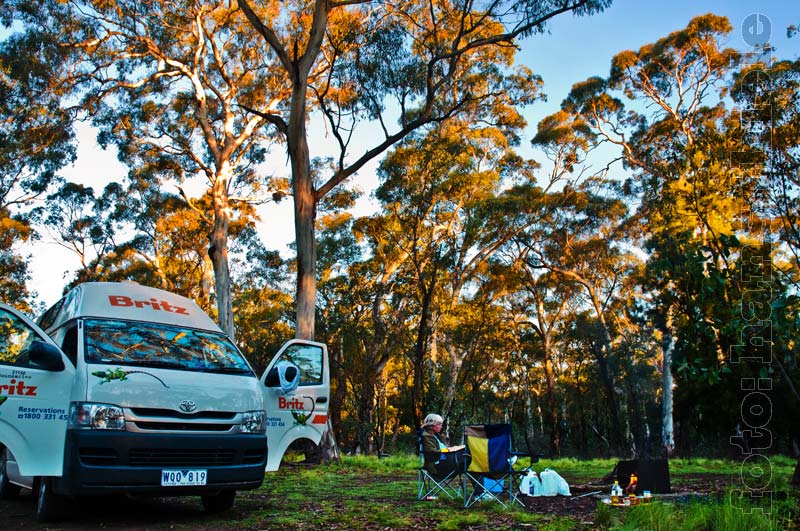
84;319;254;375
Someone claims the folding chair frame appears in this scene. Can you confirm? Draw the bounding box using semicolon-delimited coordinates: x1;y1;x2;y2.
462;424;528;508
416;431;464;500
417;466;463;500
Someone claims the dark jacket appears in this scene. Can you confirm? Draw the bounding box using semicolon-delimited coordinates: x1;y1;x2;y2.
420;429;461;477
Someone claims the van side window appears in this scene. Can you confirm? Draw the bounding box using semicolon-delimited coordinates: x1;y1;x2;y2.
60;326;79;367
276;344;323;386
0;308;42;368
38;298;65;330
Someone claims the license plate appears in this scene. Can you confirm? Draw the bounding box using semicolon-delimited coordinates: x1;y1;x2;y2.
161;469;207;486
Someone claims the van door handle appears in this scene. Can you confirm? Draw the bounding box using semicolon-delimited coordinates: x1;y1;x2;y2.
316;397;328;404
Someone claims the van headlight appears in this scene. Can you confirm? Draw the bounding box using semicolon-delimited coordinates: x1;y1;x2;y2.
241;410;266;434
70;402;126;430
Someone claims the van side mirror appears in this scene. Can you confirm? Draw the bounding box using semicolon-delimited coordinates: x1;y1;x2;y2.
264;362;300;394
28;340;65;371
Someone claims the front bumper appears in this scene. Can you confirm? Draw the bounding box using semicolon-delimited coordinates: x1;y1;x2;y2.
54;429;267;496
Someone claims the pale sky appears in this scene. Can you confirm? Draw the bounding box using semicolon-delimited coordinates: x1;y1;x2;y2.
25;0;799;309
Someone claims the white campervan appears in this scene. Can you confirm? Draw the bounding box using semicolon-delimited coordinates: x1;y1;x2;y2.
0;282;329;521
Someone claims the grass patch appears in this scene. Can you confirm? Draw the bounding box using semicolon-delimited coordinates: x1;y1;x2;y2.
615;499;765;531
436;511;488;531
344;499;413;527
669;455;796;478
598;492;796;531
614;502;680;531
344;453;417;472
510;510;547;525
219;455;798;530
541;517;580;531
533;457;618;481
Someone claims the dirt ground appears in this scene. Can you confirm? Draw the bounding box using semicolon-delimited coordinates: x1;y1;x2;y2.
522;472;734;518
0;473;728;530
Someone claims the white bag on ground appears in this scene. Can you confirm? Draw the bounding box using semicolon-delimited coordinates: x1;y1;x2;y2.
539;468;570;496
519;470;541;496
554;469;571;496
538;469;557;496
519;471;531;495
529;471;542;496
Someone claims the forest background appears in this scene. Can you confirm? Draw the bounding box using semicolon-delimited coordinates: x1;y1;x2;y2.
1;0;799;488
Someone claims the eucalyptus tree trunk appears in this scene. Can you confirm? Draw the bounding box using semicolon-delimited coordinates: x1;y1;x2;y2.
661;333;676;457
441;339;464;422
524;388;537;455
288;84;318;340
355;378;378;454
543;350;561;456
239;0;328;341
199;254;215;311
590;293;625;455
537;310;561;456
355;347;392;454
208;168;234;339
411;280;436;426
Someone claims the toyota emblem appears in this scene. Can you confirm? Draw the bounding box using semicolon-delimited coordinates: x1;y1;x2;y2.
179;400;197;413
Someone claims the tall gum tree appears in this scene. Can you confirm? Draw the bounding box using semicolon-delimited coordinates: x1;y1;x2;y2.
545;13;742;456
513;180;639;454
497;245;576;456
238;0;612;339
15;0;289;338
367;116;539;426
733;51;800;488
340;227;415;453
0;21;75;309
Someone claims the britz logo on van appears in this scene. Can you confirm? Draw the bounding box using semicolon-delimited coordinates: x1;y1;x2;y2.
0;379;38;397
278;397;309;410
109;295;189;315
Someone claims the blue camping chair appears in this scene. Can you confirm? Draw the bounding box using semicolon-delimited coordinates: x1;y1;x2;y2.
416;429;464;500
462;423;531;508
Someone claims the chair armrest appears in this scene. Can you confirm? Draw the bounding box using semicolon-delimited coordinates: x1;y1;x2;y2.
510;451;544;464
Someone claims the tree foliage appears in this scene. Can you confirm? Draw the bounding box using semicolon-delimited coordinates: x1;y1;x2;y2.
238;0;611;339
3;4;798;467
9;0;292;338
0;18;75;308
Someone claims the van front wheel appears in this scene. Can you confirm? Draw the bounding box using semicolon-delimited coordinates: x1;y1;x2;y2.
0;448;20;499
34;477;65;522
201;489;236;513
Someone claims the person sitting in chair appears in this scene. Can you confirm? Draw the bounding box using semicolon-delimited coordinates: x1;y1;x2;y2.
420;413;465;476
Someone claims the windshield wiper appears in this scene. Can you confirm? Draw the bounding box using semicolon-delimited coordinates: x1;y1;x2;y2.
125;360;186;369
202;366;253;375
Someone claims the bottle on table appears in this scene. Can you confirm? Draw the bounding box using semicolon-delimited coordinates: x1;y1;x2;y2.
611;480;622;504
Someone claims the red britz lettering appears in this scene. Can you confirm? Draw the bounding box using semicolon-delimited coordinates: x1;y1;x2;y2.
108;295;188;315
109;295;133;307
0;380;37;397
278;397;308;410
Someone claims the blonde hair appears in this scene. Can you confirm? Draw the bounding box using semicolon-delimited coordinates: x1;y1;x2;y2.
422;413;443;428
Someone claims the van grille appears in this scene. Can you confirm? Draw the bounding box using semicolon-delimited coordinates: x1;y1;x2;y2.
127;407;238;433
78;447;266;467
132;421;233;432
243;449;267;464
130;408;236;420
129;448;237;467
79;447;119;466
